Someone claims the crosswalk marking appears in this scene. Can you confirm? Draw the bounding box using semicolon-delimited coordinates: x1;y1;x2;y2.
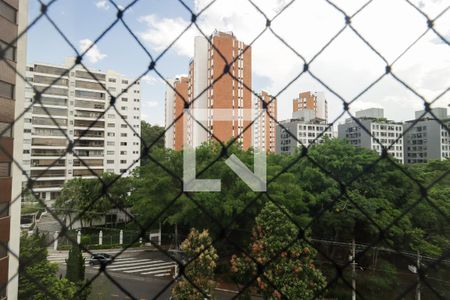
92;259;153;268
48;256;137;263
47;255;176;278
125;263;176;274
108;260;165;271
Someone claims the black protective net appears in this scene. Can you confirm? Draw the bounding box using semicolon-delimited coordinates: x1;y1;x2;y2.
0;0;449;299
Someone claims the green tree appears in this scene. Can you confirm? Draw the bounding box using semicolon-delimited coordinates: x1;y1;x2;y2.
140;121;165;165
19;232;77;300
131;142;271;243
66;244;85;282
231;201;326;299
55;173;131;228
172;229;219;299
66;244;90;300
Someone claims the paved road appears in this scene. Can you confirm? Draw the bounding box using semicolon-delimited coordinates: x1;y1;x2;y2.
51;249;245;299
50;255;177;278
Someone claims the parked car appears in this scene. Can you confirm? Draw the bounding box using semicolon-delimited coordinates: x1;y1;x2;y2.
89;253;113;266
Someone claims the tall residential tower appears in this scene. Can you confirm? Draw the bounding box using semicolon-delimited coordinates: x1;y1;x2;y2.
254;91;277;152
293;91;328;122
164;76;188;151
177;31;253;149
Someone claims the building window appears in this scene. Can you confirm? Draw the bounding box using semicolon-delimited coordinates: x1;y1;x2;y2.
0;0;17;23
120;133;127;137
120;160;127;164
107;160;114;164
0;80;14;99
108;78;116;83
120;142;127;146
0;40;15;61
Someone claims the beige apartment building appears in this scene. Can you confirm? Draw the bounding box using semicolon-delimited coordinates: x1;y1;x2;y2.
254;91;277;152
0;0;27;299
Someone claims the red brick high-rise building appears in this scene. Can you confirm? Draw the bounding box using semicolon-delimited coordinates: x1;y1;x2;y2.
165;31;253;150
293;91;328;122
165;76;189;150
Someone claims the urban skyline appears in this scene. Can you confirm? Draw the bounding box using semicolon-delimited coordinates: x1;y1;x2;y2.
26;0;449;127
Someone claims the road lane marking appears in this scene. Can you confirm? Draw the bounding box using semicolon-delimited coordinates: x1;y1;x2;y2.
108;261;166;271
126;264;176;274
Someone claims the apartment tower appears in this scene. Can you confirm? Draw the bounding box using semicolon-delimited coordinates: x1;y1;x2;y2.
165;76;189;150
0;0;28;299
338;108;404;163
403;108;450;163
293;91;328;122
184;31;252;149
254;91;277;152
22;59;141;204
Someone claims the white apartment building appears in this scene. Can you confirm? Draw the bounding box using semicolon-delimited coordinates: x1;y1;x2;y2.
338;108;404;163
403;108;450;164
277;93;332;154
276;120;333;154
22;59;141;203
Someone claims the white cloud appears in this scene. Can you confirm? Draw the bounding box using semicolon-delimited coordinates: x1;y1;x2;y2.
138;15;193;57
138;0;449;123
79;39;107;64
141;74;160;85
144;100;159;108
95;0;110;10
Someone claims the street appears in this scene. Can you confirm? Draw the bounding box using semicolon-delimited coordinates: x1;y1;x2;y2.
50;248;245;299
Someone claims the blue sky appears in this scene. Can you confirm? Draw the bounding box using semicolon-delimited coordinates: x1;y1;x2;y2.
28;0;199;125
27;0;449;126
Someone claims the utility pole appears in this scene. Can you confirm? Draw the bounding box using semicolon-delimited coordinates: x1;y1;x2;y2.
175;223;179;250
416;251;421;300
351;239;356;300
